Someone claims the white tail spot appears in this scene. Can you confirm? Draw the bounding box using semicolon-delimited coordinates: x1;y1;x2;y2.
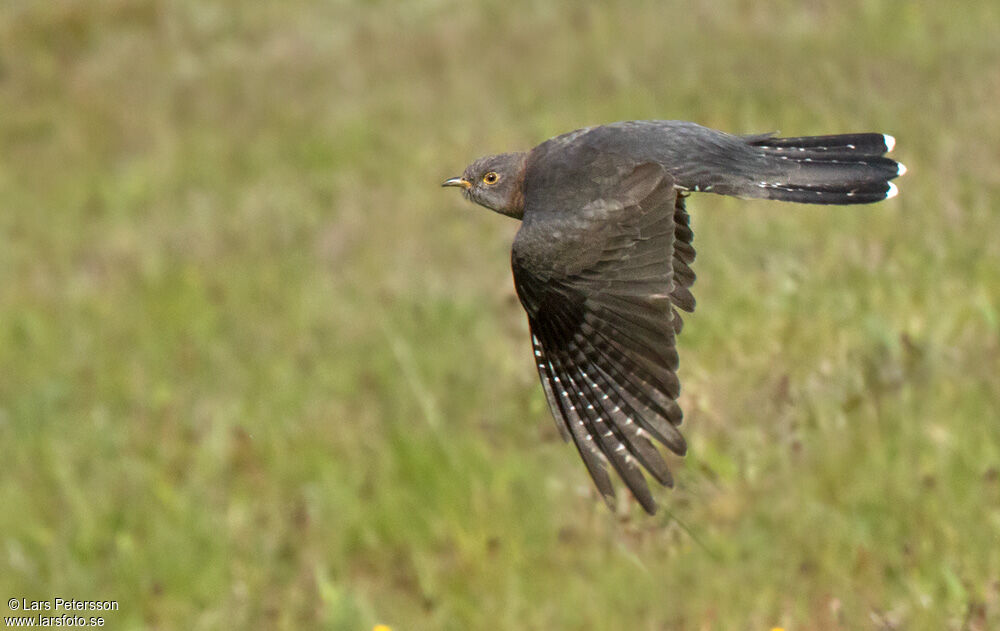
883;134;896;152
886;182;899;199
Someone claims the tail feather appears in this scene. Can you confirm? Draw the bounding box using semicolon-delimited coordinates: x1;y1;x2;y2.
748;132;894;157
744;132;905;205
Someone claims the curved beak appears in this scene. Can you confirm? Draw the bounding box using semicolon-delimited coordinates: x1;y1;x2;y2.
441;177;471;189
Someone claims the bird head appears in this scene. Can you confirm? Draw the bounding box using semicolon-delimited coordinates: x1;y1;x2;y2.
442;152;527;219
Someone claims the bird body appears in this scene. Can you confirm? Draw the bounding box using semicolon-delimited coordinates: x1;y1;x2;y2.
444;120;904;514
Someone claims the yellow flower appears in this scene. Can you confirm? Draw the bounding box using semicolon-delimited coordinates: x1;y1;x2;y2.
373;625;392;631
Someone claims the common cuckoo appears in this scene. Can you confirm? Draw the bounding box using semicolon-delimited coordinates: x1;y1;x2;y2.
443;120;905;514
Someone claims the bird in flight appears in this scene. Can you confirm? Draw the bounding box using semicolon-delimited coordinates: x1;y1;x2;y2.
443;120;905;514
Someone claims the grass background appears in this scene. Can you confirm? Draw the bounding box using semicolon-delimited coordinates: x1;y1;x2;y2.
2;0;999;629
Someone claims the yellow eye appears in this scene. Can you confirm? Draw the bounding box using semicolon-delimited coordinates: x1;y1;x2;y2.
483;171;499;185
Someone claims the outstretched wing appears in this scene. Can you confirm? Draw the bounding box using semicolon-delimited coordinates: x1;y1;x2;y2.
511;160;694;514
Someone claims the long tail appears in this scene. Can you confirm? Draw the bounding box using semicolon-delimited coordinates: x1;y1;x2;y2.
743;132;905;204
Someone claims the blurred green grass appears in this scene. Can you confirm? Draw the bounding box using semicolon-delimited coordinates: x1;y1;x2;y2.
1;0;999;629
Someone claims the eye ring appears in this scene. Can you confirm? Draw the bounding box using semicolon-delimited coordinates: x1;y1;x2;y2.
483;171;499;185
